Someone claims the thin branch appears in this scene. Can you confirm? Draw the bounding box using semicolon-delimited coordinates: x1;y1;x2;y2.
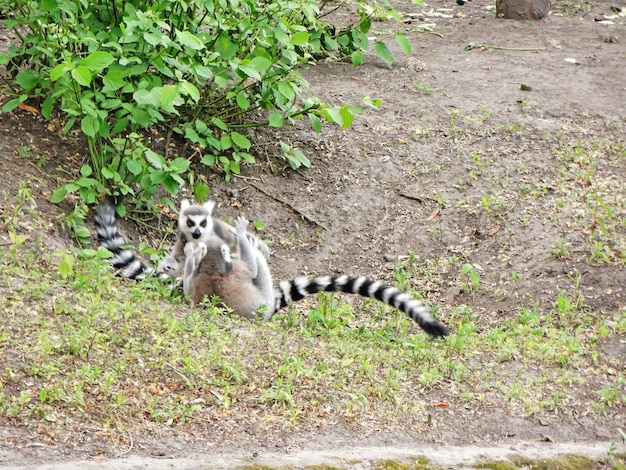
249;182;330;232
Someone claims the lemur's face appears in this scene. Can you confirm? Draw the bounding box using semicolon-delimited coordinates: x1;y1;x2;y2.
178;200;216;242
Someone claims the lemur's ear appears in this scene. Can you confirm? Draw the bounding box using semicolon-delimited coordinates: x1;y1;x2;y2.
203;200;216;214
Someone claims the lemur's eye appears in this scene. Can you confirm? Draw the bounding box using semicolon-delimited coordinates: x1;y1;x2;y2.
200;220;207;227
186;219;194;227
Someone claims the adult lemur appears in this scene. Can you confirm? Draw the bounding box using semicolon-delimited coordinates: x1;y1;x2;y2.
96;198;449;337
183;215;449;338
94;197;268;280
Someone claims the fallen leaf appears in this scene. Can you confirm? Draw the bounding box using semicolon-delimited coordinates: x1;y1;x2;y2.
488;225;500;236
18;102;39;115
427;209;440;220
434;402;449;407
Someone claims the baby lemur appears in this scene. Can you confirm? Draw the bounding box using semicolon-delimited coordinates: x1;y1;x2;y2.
183;216;449;338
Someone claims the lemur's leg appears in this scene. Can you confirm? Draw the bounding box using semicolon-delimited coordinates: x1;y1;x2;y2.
183;242;206;298
234;216;275;317
234;216;258;277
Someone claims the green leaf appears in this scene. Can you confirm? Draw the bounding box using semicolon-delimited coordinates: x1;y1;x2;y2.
178;81;200;102
201;154;216;166
339;106;355;129
133;89;159;107
252;57;272;74
74;225;91;243
41;0;57;11
71;66;92;87
323;107;342;126
308;113;322;133
58;255;74;278
145;150;164;170
176;30;205;50
360;16;372;34
80;165;92;177
239;56;271;80
50;187;69;204
277;82;295;101
126;159;143;175
15;70;40;91
236;92;250;111
220;134;232;150
102;70;126;91
150;170;166;185
231;131;251;150
112;117;129;134
193;65;213;79
216;33;238;60
269;112;283;128
362;96;381;108
2;97;26;113
101;168;115;179
50;63;69;81
374;41;394;67
168;157;190;173
82;51;115;72
193;181;211;202
159;84;179;108
290;31;310;46
41;96;56;119
211;117;228;131
396;33;412;56
81;115;99;137
351;50;364;67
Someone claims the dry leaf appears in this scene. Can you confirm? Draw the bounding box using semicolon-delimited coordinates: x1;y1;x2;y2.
18;102;39;115
427;209;440;220
488;225;500;236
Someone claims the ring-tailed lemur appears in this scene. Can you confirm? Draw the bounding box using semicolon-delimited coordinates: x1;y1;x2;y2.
172;199;270;266
184;216;449;338
94;198;268;280
183;215;274;319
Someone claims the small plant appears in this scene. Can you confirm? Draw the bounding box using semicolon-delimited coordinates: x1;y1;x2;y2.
551;240;571;259
460;263;483;291
553;288;583;317
480;191;508;216
414;81;435;93
2;181;36;232
588;241;612;265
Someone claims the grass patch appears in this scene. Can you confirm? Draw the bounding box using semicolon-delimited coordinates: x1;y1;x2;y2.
1;237;625;445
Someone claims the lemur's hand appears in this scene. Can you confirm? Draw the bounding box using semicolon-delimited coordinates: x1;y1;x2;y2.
234;215;249;234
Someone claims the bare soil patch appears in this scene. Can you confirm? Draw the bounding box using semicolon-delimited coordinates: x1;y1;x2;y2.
0;1;625;468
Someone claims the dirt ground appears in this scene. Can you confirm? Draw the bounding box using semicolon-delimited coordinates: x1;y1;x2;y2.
0;0;625;468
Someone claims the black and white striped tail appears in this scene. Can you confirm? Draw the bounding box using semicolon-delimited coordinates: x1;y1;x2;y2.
94;199;148;279
273;275;449;338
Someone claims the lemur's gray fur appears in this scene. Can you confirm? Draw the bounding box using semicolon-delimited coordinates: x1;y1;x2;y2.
169;199;269;271
94;197;268;280
183;216;449;338
184;216;273;319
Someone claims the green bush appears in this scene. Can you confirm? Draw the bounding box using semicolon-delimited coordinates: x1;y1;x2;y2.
0;0;413;212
